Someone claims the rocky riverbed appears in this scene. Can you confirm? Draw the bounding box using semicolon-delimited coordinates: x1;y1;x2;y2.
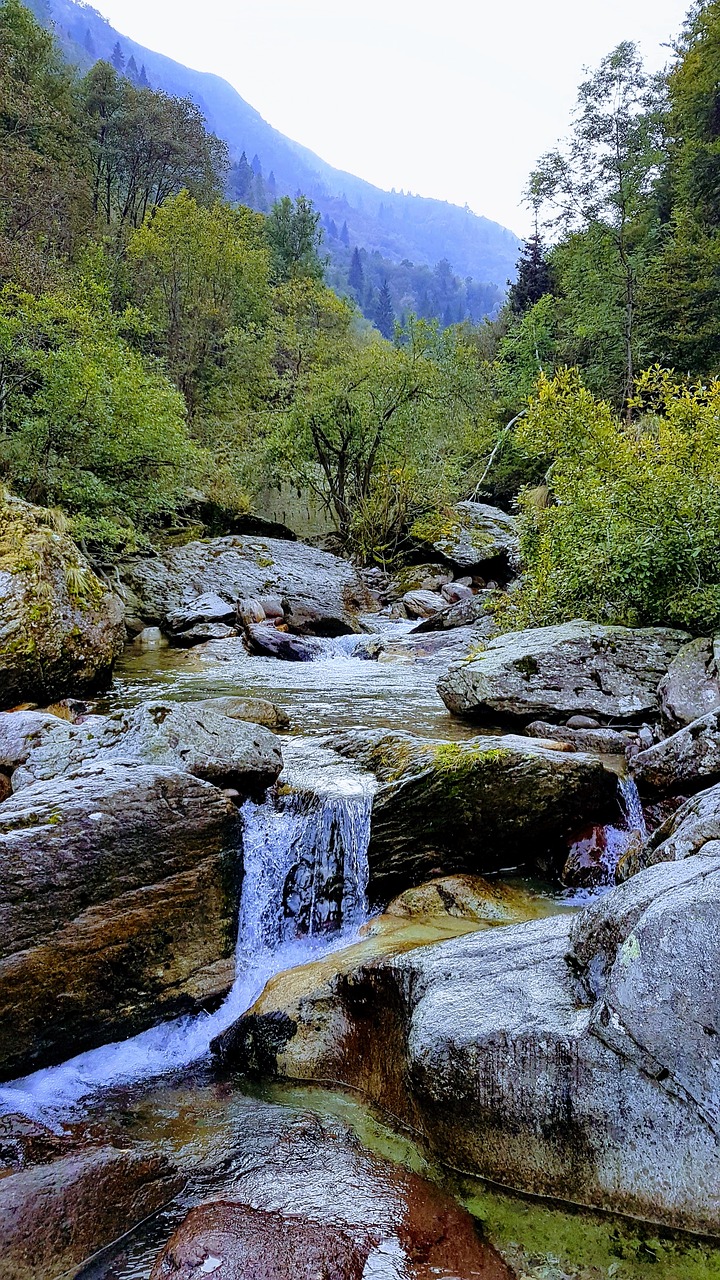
2;503;720;1277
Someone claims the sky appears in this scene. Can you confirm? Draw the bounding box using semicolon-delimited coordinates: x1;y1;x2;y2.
89;0;690;235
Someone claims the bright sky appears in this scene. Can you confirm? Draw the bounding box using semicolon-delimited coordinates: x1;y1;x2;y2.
90;0;690;235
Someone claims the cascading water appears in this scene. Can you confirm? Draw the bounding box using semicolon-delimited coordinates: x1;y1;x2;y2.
0;739;376;1124
618;774;648;839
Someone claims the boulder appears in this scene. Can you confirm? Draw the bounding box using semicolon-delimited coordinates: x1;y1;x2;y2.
633;711;720;796
0;1144;182;1280
196;696;291;731
245;624;323;662
7;700;282;797
149;1112;511;1280
0;493;125;709
384;874;563;927
411;502;519;575
119;536;373;636
438;621;688;726
172;622;238;646
411;592;499;634
658;635;720;729
526;720;637;754
0;710;64;772
329;728;618;898
220;858;720;1234
633;780;720;870
166;590;238;631
133;626;170;650
0;761;241;1077
441;581;474;605
402;588;446;619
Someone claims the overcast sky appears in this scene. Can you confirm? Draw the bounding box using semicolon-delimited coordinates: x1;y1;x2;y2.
91;0;690;234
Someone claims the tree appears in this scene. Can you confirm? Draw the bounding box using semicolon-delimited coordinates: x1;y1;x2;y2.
83;28;95;58
138;63;149;87
508;233;553;314
266;195;324;283
348;246;364;294
126;54;139;83
340;220;350;246
531;42;664;416
375;279;395;339
111;40;124;73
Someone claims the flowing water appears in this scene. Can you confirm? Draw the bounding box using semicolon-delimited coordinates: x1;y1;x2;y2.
5;618;719;1278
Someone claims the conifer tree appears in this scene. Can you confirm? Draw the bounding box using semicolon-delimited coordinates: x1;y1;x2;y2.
251;153;262;176
111;40;125;72
340;220;350;246
138;63;149;86
376;279;395;338
84;27;95;57
126;54;139;82
348;246;364;293
508;233;553;314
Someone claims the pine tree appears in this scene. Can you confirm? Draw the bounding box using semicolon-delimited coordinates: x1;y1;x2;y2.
375;279;395;339
340;220;350;247
267;170;277;197
251;153;262;177
111;41;125;72
126;54;139;82
348;246;364;294
138;63;149;87
84;27;95;57
508;233;553;315
328;218;338;239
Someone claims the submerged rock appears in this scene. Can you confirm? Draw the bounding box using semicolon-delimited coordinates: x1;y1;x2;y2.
0;1143;182;1280
411;502;519;575
0;494;125;710
438;621;688;726
330;728;618;897
0;762;240;1077
384;873;561;926
7;700;282;796
196;696;291;731
119;536;373;636
150;1112;512;1280
658;635;720;729
220;852;720;1235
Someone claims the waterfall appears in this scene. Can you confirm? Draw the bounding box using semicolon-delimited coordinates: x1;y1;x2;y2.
618;774;648;839
0;741;375;1122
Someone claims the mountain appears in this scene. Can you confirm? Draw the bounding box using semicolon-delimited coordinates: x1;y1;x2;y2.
29;0;520;315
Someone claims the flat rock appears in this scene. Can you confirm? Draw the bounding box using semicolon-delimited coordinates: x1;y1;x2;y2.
526;720;637;754
411;502;519;574
0;761;240;1077
0;494;125;709
329;728;618;897
120;536;373;636
438;621;688;726
9;700;282;796
196;696;291;731
166;591;238;631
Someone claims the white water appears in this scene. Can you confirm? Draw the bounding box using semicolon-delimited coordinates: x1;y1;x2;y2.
0;740;376;1125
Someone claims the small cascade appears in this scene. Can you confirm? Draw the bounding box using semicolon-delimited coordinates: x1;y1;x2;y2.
618;774;648;839
562;773;648;900
0;741;375;1122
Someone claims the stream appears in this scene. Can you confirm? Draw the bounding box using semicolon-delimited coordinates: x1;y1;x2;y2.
3;619;720;1279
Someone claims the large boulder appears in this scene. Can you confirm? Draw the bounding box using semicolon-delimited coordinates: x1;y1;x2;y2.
149;1111;511;1280
219;854;720;1234
245;623;323;662
330;728;618;898
0;761;241;1077
5;700;282;797
119;536;374;636
658;635;720;729
0;494;125;709
0;1143;182;1280
632;710;720;796
438;621;688;726
411;502;519;575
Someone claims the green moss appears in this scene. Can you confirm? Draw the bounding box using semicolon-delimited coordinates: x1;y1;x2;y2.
410;509;463;547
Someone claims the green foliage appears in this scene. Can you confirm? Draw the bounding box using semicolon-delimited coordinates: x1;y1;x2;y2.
0;282;195;533
266;195;324;284
504;368;720;633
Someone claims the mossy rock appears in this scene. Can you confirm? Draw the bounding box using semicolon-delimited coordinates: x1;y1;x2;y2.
0;494;125;709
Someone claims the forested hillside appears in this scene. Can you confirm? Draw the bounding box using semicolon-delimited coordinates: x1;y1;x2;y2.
24;0;515;328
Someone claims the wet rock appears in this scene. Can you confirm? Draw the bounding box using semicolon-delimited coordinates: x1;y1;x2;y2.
0;710;62;772
438;621;688;726
236;596;267;626
563;823;641;888
225;879;720;1235
659;635;720;729
355;628;475;665
633;711;720;796
633;780;720;870
441;581;474;605
384;874;560;926
0;761;240;1077
0;1144;182;1280
172;622;238;646
150;1112;512;1280
166;591;238;631
9;699;282;796
0;493;125;709
411;592;498;634
330;728;618;897
120;536;373;636
245;624;324;662
196;696;291;731
402;588;446;619
526;721;637;754
133;626;170;650
567;714;601;729
411;502;519;575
